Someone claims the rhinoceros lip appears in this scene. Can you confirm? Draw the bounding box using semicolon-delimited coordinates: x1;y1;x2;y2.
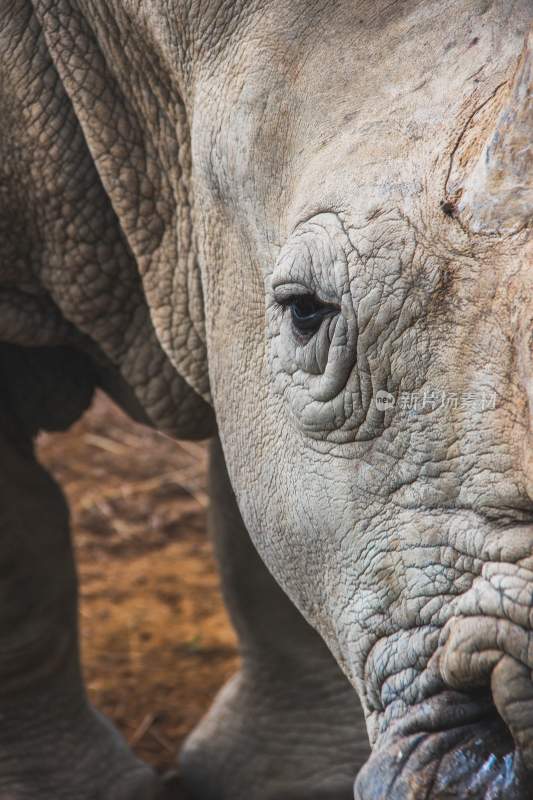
354;689;531;799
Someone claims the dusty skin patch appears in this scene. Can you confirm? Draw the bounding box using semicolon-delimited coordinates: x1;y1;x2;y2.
37;393;238;785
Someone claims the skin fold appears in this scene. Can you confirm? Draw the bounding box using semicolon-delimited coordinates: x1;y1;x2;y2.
0;0;532;798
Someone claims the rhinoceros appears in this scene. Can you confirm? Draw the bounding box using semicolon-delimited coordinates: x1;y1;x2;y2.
1;0;532;798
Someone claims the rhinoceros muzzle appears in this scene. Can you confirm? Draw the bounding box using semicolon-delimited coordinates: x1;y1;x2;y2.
355;525;533;799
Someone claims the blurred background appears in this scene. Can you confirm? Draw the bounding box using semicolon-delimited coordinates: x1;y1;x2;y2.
38;392;238;774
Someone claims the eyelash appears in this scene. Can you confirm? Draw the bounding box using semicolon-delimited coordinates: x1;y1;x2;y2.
278;294;338;336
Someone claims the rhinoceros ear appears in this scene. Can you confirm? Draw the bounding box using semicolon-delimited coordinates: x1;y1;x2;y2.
452;25;533;234
33;3;213;437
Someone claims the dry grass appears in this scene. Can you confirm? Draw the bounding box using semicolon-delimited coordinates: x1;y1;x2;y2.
37;392;238;776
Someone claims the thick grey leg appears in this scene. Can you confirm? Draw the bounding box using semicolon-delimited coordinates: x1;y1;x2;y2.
180;437;369;800
0;371;160;799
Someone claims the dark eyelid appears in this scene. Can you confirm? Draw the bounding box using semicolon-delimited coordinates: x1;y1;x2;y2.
273;288;340;314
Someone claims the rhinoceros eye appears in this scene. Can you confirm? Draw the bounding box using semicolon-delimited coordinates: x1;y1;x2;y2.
288;294;337;336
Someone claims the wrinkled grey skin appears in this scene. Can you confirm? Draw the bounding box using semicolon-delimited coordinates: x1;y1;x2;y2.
1;1;532;798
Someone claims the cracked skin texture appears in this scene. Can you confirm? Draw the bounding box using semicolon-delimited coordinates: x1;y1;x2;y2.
0;1;533;799
0;0;214;438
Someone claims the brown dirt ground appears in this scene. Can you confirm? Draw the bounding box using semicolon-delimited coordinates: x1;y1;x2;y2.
37;392;239;783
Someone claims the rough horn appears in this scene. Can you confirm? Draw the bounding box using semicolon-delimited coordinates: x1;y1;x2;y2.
458;25;532;234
